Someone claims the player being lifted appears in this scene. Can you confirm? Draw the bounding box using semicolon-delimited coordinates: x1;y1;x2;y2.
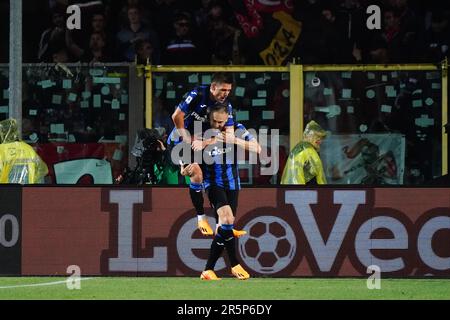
168;72;245;237
181;103;261;280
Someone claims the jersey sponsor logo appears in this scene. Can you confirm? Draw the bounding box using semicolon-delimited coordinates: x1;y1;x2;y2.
208;146;233;157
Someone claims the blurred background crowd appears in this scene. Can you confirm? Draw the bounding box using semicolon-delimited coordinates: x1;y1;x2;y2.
0;0;449;66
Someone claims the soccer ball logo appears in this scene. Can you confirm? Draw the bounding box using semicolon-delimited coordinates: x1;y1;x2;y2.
239;216;296;274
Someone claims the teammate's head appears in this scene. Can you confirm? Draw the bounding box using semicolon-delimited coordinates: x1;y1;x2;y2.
208;103;229;131
210;73;233;103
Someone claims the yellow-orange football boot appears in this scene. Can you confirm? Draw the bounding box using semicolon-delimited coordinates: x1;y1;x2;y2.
200;270;221;280
231;264;250;280
198;219;214;236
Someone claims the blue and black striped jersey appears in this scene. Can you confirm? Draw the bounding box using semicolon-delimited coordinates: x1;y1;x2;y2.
202;123;254;191
167;85;234;145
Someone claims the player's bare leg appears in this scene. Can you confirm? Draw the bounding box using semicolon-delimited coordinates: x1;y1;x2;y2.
216;205;249;280
182;163;246;237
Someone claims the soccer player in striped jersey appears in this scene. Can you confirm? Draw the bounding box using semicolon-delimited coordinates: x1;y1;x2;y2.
169;73;235;236
189;104;261;280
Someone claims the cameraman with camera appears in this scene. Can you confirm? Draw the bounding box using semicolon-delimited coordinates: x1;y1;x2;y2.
116;127;172;185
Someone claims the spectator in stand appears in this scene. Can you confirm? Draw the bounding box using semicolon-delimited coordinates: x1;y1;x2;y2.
116;4;160;63
316;5;353;63
162;11;207;65
135;38;154;64
418;10;450;62
336;0;365;63
364;7;402;63
92;12;106;33
38;5;67;62
81;32;112;63
51;47;71;63
383;8;403;62
66;11;115;62
388;0;419;62
118;0;152;27
150;0;186;45
91;12;115;49
390;0;418;36
194;0;213;31
206;2;246;65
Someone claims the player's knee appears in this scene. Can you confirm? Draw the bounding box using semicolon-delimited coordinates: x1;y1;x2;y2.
217;205;234;224
190;164;203;182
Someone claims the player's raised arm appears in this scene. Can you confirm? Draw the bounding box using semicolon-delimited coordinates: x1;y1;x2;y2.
218;131;261;154
171;105;191;144
236;136;262;154
218;123;261;154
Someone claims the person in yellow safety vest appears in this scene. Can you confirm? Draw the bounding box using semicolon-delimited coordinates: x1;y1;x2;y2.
0;118;48;184
281;120;327;185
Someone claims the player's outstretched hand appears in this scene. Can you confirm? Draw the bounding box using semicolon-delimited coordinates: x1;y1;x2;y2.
180;163;198;176
191;140;204;151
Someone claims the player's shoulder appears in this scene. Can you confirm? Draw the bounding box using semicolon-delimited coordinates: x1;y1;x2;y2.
181;86;206;106
189;86;209;99
184;87;199;98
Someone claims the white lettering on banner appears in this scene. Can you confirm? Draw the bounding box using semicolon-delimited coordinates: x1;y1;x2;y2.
0;214;19;248
102;189;449;275
285;190;365;272
54;159;113;184
418;216;450;270
355;216;408;272
108;190;167;272
177;217;225;271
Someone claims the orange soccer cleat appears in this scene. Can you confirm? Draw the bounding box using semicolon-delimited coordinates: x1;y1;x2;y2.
214;225;247;238
200;270;221;280
232;229;247;238
231;264;250;280
198;219;214;236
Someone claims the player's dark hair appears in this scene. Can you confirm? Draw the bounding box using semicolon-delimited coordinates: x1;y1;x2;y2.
207;103;228;117
211;72;234;85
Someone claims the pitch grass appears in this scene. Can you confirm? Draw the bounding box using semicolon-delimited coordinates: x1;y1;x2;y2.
0;277;449;300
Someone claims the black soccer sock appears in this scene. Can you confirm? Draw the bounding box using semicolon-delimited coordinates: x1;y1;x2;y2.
205;235;225;271
189;182;204;215
218;224;239;267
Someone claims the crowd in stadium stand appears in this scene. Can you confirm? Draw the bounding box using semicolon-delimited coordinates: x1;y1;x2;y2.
0;0;448;65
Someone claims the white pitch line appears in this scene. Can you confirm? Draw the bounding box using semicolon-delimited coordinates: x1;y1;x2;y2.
0;277;94;289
